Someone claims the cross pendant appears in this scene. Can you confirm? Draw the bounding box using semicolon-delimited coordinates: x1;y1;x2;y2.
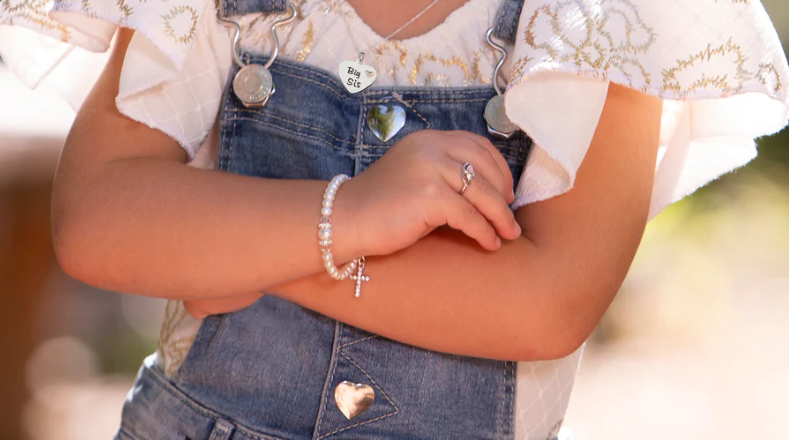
349;257;369;298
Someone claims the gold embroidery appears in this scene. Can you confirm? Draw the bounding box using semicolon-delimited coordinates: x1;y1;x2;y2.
116;0;131;18
756;63;782;94
1;0;71;40
161;5;198;44
662;38;747;97
424;72;450;86
157;300;197;377
515;0;657;89
295;19;314;62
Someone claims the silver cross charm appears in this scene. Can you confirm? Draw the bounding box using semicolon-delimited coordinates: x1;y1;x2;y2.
349;257;370;298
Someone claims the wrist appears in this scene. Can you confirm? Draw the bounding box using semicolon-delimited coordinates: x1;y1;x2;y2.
317;175;363;269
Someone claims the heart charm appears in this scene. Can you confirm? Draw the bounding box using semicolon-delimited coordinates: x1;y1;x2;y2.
367;104;406;142
334;381;375;420
339;58;377;94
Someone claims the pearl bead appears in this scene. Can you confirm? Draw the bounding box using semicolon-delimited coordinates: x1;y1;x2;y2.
322;200;333;208
328;266;338;276
321;207;332;216
318;228;332;240
325;193;335;201
322;252;333;262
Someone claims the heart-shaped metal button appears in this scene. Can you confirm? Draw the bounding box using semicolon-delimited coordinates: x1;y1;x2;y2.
334;381;375;420
367;104;406;143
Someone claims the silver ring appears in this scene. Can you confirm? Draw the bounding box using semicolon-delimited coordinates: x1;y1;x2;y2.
460;163;476;195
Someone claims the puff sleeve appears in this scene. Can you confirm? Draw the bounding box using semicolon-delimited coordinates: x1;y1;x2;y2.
0;0;233;161
504;0;789;221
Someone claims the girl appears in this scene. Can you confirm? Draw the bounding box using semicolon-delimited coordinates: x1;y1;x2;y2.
2;0;787;438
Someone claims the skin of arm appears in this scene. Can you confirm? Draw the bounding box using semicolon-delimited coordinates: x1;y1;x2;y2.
266;80;663;361
56;29;662;362
54;29;519;298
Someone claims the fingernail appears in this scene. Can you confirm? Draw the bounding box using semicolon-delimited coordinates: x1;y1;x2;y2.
495;237;502;248
515;224;522;235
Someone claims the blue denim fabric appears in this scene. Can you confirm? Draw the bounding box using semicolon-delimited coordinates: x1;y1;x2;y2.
117;1;536;438
221;0;288;16
492;0;526;44
117;55;533;440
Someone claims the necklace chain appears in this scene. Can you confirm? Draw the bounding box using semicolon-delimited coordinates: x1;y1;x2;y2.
366;0;443;53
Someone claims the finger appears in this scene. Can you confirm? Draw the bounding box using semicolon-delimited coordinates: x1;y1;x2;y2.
457;171;521;240
449;131;515;202
451;131;513;189
444;140;511;202
442;187;502;251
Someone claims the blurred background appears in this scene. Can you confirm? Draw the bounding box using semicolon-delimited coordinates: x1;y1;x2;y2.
1;2;788;439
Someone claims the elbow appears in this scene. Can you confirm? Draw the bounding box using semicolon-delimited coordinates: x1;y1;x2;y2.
51;202;105;289
507;290;605;362
507;328;588;362
52;213;86;283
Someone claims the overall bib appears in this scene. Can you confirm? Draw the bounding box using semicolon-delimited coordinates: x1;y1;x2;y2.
117;1;536;439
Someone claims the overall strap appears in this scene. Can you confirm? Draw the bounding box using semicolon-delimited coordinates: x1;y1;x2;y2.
492;0;526;44
220;0;288;16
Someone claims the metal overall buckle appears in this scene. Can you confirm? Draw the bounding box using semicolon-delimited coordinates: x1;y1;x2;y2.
483;28;520;139
216;1;298;108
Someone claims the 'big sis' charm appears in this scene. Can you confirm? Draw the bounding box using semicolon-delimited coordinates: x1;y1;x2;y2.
339;53;377;94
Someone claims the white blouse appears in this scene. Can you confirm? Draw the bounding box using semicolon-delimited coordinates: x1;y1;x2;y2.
2;0;788;439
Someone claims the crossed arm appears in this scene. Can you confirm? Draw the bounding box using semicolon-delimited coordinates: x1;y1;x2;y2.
54;29;663;362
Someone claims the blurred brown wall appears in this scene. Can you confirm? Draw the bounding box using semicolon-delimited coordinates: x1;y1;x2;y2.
0;138;61;440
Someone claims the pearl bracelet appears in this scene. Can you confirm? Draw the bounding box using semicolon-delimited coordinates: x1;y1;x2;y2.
318;174;369;297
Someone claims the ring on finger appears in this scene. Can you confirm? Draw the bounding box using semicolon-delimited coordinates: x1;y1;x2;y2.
460;162;476;195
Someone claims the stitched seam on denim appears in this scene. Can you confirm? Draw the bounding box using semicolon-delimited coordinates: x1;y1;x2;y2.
390;92;431;130
317;351;399;438
142;367;284;440
367;88;495;96
226;116;356;155
496;360;505;436
117;426;146;440
313;321;342;439
355;93;367;171
494;2;511;42
270;68;350;101
231;110;354;146
337;334;379;349
365;97;490;104
208;419;233;440
229;115;237;172
507;361;516;438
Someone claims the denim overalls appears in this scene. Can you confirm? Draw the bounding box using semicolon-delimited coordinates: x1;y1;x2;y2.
116;1;536;439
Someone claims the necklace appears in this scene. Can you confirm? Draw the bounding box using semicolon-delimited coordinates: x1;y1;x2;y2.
339;0;443;94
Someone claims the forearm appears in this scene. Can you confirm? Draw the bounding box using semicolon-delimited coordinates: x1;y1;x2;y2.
54;158;360;300
271;227;581;361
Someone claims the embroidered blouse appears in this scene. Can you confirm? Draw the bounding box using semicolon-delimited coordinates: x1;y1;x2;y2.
2;0;787;439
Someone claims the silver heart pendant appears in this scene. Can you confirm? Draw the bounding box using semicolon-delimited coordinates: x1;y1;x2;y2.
339;58;377;94
334;381;375;420
367;104;406;142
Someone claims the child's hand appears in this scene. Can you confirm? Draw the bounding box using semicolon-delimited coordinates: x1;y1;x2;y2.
337;129;520;256
183;292;264;319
